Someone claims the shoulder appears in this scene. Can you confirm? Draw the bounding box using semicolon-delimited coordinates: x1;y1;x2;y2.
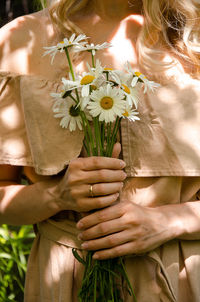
0;10;53;74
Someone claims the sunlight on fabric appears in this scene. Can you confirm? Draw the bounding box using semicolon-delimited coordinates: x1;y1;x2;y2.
2;43;28;73
44;242;75;288
176;123;200;151
0;104;22;129
108;15;143;67
163;54;185;78
4;138;26;156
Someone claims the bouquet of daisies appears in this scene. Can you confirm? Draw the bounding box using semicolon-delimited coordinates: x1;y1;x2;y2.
44;33;160;302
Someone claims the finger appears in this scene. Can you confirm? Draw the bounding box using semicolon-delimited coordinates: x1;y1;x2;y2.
91;182;124;196
78;216;125;241
70;156;126;171
92;242;136;260
82;169;127;184
77;203;123;229
112;142;121;159
75;193;119;212
81;229;133;251
67;167;126;187
70;182;123;198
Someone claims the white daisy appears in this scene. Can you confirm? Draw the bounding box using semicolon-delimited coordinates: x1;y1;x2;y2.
50;92;63;100
131;73;160;93
110;70;139;108
43;45;59;64
79;95;90;110
58;60;105;98
61;77;80;94
53;98;82;131
43;33;88;64
50;77;80;100
142;79;161;93
88;84;125;123
77;60;105;97
51;93;66;112
57;34;88;51
74;42;112;56
122;104;140;122
125;61;160;93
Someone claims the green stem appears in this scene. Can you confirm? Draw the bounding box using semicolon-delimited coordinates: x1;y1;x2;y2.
119;257;138;302
101;122;105;155
105;122;112;156
108;117;121;157
94;266;97;302
109;262;114;302
94;117;103;156
80;112;91;156
86;118;96;155
91;51;96;68
64;47;76;81
69;94;79;104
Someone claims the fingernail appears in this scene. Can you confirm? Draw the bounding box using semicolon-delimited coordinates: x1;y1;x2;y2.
123;172;127;179
78;233;83;240
120;160;126;168
93;253;99;259
81;242;88;249
77;221;84;229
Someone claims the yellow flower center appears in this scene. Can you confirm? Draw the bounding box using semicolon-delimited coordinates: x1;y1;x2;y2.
91;85;97;91
81;75;95;85
60;41;64;44
104;68;113;71
100;97;114;110
134;71;146;79
123;110;130;117
134;71;142;77
122;84;130;94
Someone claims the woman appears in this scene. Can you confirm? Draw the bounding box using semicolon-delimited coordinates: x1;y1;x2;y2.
0;0;200;301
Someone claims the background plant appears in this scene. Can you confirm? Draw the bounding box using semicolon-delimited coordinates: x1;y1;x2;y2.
0;224;35;302
0;0;42;27
0;2;42;301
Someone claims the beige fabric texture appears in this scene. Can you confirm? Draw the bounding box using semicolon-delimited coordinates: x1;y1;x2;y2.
1;71;200;176
0;71;84;175
1;70;200;301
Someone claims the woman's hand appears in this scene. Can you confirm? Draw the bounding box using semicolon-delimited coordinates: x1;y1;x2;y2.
51;143;127;213
76;201;179;259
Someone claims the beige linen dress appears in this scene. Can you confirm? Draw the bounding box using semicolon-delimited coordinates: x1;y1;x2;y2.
1;69;200;302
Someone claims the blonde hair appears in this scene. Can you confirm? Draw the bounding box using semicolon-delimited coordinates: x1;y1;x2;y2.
43;0;200;76
141;0;200;75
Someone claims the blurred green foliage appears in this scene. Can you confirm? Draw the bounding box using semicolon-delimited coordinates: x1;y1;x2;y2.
0;224;35;302
0;0;43;300
0;0;43;27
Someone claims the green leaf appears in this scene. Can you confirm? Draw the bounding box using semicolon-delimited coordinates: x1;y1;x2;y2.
72;249;86;266
0;253;13;260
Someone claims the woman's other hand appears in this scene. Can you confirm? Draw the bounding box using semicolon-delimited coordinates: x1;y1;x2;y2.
50;143;127;213
76;201;180;259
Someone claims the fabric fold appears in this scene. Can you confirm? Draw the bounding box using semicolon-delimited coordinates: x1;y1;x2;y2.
1;70;200;177
20;74;84;175
0;71;84;175
121;78;200;177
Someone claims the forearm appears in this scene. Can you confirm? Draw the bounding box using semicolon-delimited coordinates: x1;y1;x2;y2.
0;180;61;225
160;200;200;241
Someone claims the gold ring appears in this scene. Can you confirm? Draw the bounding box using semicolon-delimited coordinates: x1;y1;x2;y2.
89;184;94;197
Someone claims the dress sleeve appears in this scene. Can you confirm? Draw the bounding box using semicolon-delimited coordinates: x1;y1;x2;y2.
0;71;33;167
121;77;200;177
0;71;84;175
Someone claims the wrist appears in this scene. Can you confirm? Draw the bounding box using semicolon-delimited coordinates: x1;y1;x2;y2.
158;204;186;241
35;180;63;213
